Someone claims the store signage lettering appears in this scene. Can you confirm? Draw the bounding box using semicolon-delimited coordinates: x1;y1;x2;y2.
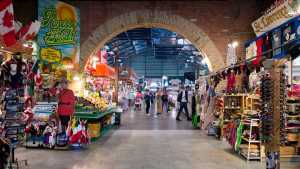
252;0;299;36
41;7;75;45
40;47;61;62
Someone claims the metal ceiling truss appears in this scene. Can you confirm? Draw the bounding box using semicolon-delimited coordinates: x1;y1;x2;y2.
104;28;208;77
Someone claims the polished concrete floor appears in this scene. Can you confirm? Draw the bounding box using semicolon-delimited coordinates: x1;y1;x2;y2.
17;105;300;169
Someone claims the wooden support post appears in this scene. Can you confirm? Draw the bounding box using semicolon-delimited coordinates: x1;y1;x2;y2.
263;60;284;169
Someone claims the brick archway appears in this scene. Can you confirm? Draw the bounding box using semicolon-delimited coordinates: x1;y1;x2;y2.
81;10;225;71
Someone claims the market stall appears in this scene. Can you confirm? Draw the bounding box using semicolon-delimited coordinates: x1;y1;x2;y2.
198;3;300;166
0;0;41;167
74;49;121;142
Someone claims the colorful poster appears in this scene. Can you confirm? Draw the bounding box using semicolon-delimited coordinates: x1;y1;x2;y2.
38;0;80;69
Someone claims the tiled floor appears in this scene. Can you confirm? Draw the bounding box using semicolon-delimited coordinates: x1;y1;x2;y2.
17;105;300;169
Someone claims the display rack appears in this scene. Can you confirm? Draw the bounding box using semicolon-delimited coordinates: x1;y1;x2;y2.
281;100;300;160
240;118;261;161
220;94;260;139
1;89;28;168
220;93;263;161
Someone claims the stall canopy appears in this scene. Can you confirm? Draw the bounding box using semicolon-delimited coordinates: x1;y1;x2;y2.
91;63;115;78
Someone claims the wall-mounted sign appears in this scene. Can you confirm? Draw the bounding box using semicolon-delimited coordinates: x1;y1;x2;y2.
252;0;300;36
38;0;80;67
40;47;61;62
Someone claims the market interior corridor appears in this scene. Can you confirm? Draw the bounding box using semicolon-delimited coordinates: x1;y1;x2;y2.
17;106;299;169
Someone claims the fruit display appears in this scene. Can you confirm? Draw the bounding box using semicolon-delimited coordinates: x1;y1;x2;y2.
75;97;97;112
76;94;108;112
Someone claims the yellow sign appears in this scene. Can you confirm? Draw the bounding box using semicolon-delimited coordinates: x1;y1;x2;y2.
40;47;61;63
252;0;300;36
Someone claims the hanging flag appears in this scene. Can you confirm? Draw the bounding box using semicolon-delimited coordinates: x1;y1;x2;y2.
34;68;43;87
0;0;16;47
226;44;237;66
17;20;41;42
14;20;22;33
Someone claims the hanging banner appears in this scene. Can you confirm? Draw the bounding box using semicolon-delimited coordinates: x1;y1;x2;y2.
38;0;80;69
252;0;300;36
226;44;237;66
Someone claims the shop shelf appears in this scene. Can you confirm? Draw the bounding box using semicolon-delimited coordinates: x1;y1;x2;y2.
242;123;259;127
240;151;261;160
242;137;260;143
285;127;300;130
224;107;241;110
286;115;300;118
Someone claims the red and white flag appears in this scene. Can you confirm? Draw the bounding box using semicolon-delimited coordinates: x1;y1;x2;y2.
0;0;16;47
34;68;43;88
17;20;41;42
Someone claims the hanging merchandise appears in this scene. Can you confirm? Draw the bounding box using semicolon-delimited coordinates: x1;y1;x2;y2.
279;71;287;145
1;53;27;89
262;33;273;59
245;41;257;60
260;74;273;143
284;18;300;60
252;37;263;66
0;0;16;47
234;122;244;151
271;28;283;59
249;71;260;92
226;69;236;93
241;64;250;93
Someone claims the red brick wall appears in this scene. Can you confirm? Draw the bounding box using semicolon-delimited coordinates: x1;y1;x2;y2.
68;0;272;62
13;0;274;65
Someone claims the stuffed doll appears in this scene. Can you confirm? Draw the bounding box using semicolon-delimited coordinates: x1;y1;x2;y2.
21;107;34;123
43;122;56;148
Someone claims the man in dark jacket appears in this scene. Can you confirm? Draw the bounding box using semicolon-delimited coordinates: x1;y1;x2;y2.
144;89;151;116
176;86;191;121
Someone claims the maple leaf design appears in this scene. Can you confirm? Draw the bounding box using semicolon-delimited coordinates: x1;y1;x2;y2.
25;32;36;40
3;10;13;27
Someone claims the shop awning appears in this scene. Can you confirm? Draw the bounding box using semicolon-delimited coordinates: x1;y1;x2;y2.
91;63;115;78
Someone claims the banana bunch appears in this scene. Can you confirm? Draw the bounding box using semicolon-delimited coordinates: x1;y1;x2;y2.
95;97;108;111
83;94;108;111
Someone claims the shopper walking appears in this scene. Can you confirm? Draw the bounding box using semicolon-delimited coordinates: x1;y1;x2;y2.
144;89;151;116
135;91;143;111
156;88;163;115
176;86;191;121
162;87;169;114
129;89;135;107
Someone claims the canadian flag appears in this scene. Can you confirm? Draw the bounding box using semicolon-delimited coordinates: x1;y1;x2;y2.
17;20;41;42
0;0;16;47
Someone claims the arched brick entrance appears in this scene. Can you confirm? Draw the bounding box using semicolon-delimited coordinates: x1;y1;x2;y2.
81;10;225;71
